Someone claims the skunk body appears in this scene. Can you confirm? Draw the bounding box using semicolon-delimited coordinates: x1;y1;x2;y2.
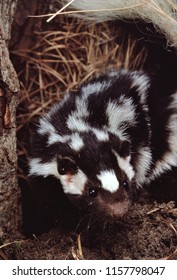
29;69;177;218
29;0;177;218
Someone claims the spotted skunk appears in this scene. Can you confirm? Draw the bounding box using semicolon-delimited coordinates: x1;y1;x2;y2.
29;1;177;219
29;66;177;218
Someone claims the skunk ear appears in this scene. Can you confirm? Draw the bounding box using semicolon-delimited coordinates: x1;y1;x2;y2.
57;156;78;175
119;140;130;158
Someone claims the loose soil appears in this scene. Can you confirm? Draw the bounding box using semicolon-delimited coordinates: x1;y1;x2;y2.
2;182;177;260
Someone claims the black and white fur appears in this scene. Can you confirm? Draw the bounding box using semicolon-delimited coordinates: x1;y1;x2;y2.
29;68;177;218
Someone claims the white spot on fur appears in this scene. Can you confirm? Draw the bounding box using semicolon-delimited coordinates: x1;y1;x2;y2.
38;116;71;146
149;159;172;182
113;151;135;181
134;147;152;186
29;158;59;179
82;82;101;95
48;134;70;145
38;118;56;135
75;96;89;118
106;99;136;139
81;81;111;96
66;93;90;132
67;116;89;132
97;170;119;193
60;169;87;195
92;128;109;141
131;72;150;97
69;133;84;151
166;94;177;158
107;70;120;78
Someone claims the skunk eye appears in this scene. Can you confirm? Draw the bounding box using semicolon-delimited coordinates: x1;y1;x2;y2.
123;181;129;191
88;187;97;198
58;166;66;175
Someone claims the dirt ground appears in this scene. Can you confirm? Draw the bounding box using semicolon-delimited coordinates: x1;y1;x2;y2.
2;181;177;260
1;0;177;260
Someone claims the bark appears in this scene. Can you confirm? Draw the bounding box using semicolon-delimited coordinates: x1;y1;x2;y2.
0;0;20;237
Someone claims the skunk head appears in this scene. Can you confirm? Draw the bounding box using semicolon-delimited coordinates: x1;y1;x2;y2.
29;121;135;218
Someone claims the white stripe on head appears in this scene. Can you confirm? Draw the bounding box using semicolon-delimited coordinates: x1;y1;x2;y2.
113;151;135;181
60;169;87;195
29;158;59;179
97;170;119;193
